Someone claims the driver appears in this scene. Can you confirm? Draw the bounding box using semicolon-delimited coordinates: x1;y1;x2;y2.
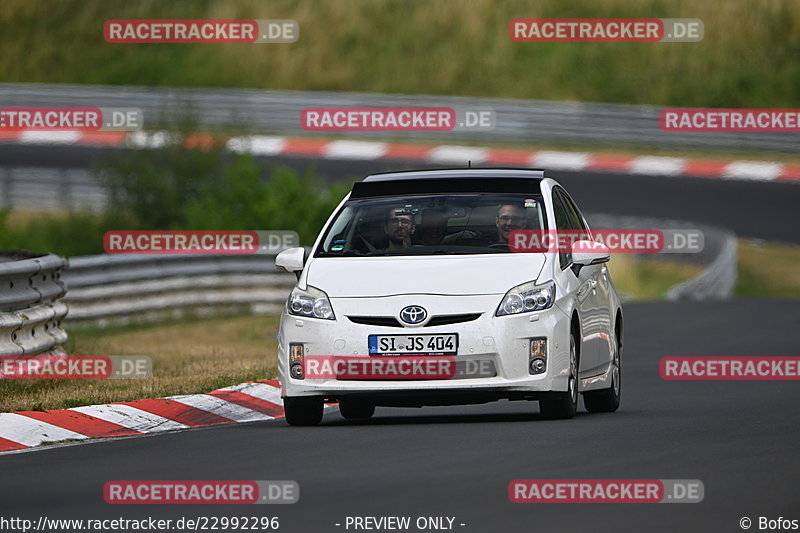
496;204;528;244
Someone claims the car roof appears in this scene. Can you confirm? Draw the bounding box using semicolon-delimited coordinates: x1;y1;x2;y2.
362;168;546;182
351;169;550;198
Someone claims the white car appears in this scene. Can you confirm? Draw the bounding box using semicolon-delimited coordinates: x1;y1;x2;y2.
275;169;623;425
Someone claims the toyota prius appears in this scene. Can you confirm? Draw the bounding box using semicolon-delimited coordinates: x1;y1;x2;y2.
275;169;623;425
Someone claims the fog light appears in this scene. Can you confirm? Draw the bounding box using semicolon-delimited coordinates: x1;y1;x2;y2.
289;343;304;380
530;358;546;374
290;363;304;379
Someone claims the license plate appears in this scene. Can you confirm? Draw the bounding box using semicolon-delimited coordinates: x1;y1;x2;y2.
368;334;458;356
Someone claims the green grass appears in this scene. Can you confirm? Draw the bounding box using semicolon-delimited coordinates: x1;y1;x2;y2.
736;239;800;298
1;0;799;107
606;254;702;300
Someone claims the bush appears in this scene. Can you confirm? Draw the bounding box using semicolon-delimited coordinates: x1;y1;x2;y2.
97;141;351;245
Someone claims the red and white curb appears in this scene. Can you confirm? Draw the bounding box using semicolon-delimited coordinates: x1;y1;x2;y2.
0;379;316;454
1;130;798;183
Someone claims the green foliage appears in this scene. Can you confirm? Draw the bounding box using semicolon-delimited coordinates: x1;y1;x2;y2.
0;209;116;257
97;143;351;245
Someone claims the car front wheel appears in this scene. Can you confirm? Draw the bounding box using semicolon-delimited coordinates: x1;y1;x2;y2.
583;326;621;413
283;397;324;426
339;398;376;420
539;332;578;420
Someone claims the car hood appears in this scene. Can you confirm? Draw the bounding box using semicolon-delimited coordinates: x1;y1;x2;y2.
305;254;547;297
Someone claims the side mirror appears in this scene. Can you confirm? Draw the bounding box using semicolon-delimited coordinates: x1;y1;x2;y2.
571;240;610;275
275;247;306;275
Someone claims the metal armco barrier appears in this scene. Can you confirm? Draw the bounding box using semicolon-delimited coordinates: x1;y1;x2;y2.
587;214;738;301
665;232;738;301
62;253;297;325
0;83;798;152
0;252;68;355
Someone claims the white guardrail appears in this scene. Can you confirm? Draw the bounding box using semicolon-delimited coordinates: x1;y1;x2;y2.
62;253;296;326
1;83;799;152
0;252;69;355
586;214;738;301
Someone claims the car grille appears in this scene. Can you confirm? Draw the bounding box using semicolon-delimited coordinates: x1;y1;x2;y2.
347;313;482;328
347;316;403;327
424;313;482;326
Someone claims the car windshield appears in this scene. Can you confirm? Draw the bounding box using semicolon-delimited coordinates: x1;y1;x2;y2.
316;193;548;257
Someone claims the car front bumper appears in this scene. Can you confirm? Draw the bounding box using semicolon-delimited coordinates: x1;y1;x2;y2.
277;293;572;401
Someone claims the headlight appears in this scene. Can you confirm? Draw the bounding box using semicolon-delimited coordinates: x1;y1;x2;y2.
287;285;335;320
496;280;555;316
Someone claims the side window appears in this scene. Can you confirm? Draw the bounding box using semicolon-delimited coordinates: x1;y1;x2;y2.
556;188;590;241
561;190;589;234
551;190;573;269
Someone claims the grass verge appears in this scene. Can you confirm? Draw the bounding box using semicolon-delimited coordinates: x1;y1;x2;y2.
736;239;800;297
607;254;703;301
0;314;279;412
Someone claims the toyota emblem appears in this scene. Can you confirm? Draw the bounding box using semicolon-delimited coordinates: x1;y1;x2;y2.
399;305;427;325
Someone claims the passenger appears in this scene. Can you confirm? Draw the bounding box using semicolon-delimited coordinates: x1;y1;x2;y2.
420;209;449;246
384;207;416;250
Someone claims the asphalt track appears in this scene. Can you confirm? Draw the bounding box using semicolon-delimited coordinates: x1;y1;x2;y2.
1;299;798;533
1;144;799;243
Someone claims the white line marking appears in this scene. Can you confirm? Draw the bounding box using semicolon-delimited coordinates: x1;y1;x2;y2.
127;131;170;148
226;135;286;155
324;140;387;160
70;404;188;433
19;131;82;145
0;413;88;447
723;161;782;181
530;151;591;170
427;146;489;164
629;156;686;176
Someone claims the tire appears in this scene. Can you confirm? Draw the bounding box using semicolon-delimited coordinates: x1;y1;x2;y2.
584;326;621;413
539;332;578;420
339;398;376;420
283;397;324;426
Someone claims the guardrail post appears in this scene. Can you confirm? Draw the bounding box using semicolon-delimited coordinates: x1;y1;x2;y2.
59;169;72;211
1;168;11;210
